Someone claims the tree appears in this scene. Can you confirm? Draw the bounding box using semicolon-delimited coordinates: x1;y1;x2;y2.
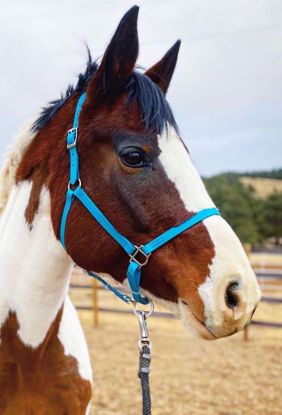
204;174;264;244
261;192;282;244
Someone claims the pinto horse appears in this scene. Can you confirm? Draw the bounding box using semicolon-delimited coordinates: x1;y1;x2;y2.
0;6;260;415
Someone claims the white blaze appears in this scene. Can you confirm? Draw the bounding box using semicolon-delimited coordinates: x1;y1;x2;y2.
158;127;215;212
198;217;261;329
158;126;260;331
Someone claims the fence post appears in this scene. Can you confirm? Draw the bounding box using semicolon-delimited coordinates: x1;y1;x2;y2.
243;325;249;341
243;243;252;257
93;279;99;327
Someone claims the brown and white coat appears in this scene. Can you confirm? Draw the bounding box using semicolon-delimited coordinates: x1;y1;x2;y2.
0;6;260;414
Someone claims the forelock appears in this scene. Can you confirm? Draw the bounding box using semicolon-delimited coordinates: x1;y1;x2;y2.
126;71;178;134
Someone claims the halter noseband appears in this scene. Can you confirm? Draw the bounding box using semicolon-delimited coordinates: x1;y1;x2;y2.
60;92;220;304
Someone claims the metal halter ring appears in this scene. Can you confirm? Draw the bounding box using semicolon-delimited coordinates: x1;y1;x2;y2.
129;245;152;267
132;298;154;319
68;178;82;191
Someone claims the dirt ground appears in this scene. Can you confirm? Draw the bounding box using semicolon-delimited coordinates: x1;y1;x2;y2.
70;252;282;415
80;311;282;415
70;290;282;415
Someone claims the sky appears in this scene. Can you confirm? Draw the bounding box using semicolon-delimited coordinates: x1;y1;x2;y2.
0;0;281;176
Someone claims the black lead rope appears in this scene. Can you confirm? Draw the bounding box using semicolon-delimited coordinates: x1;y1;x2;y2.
139;345;152;415
133;303;154;415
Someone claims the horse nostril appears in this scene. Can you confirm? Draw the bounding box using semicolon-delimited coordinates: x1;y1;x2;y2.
225;282;240;309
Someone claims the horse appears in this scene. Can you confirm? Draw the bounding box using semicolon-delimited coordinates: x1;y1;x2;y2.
0;6;261;415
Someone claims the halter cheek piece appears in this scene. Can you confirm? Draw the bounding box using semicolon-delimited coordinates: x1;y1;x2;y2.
60;92;220;305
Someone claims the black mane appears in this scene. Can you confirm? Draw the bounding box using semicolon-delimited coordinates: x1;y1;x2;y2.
32;50;98;132
32;51;178;134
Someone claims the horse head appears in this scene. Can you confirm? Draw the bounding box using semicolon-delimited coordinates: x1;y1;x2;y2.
19;6;261;340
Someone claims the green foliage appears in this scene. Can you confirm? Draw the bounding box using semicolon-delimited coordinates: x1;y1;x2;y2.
217;169;282;180
240;168;282;180
204;173;282;245
261;193;282;244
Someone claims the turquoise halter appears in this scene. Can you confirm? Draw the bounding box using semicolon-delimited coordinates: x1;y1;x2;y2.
60;92;220;304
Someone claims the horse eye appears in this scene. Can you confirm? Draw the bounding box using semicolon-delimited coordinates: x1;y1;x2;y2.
120;148;146;168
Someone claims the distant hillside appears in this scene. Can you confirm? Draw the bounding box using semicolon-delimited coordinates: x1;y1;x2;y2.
204;169;282;199
237;169;282;180
240;177;282;199
204;169;282;181
204;169;282;245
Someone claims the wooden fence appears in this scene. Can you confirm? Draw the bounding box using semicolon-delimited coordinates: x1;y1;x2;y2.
70;269;282;338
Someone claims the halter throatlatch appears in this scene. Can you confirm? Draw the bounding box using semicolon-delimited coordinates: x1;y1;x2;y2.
60;92;220;304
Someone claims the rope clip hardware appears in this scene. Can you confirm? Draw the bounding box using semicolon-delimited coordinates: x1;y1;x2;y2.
132;299;154;350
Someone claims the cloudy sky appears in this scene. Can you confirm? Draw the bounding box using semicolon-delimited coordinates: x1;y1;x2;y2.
0;0;281;176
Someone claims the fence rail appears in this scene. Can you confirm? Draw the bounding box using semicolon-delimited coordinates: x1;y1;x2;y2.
73;298;282;327
70;269;282;335
251;320;282;329
261;296;282;303
256;272;282;279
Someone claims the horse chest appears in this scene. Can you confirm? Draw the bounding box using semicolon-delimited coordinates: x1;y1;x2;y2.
0;312;91;415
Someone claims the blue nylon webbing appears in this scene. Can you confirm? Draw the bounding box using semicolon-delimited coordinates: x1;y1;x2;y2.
87;271;131;303
74;187;136;256
67;92;86;185
126;261;147;304
142;208;220;255
68;139;80;184
60;92;221;304
60;189;74;248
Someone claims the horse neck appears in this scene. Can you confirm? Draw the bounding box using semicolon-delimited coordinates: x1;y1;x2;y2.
0;179;73;348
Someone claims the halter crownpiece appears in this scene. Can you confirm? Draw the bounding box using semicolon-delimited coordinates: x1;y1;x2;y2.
60;92;220;304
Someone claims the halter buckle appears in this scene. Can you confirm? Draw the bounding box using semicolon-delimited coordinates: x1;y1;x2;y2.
129;245;151;268
67;128;78;149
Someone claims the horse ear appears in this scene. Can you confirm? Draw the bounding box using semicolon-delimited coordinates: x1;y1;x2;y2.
145;40;181;94
86;6;139;102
